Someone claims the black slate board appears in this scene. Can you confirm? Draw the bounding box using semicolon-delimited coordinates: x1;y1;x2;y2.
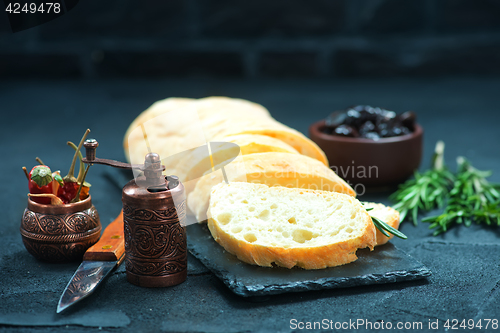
186;223;431;297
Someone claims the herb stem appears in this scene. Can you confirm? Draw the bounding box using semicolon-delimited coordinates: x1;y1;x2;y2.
371;216;407;239
390;141;455;225
423;157;500;235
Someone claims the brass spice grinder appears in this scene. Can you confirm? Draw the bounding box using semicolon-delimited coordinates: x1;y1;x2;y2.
83;139;187;287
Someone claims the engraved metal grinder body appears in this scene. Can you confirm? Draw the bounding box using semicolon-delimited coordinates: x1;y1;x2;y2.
83;139;187;288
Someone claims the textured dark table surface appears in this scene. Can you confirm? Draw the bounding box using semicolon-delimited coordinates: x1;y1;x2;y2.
1;78;499;333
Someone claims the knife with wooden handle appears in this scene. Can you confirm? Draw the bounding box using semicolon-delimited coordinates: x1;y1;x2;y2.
57;211;125;313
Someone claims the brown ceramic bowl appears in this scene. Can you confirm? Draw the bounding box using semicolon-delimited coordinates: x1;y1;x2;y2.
20;195;101;263
309;120;423;189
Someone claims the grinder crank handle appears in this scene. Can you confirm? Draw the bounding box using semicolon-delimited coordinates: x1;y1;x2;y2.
83;210;125;264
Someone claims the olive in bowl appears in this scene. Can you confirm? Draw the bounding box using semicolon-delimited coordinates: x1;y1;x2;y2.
309;105;423;189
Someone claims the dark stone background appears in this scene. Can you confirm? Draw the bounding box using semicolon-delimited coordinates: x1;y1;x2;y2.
1;78;500;333
1;2;500;332
1;0;500;79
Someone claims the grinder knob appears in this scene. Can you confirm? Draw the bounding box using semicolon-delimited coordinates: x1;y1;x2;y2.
143;152;164;188
167;175;179;190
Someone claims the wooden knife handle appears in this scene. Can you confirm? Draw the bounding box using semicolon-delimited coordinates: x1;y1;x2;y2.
83;210;125;262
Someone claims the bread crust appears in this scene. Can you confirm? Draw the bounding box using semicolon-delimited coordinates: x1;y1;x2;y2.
207;184;376;270
208;220;376;269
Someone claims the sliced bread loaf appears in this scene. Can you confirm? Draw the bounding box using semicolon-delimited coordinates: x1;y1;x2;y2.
207;182;376;269
362;202;401;246
124;96;328;167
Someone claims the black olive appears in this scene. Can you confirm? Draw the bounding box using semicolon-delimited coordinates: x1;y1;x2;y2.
351;105;366;112
351;105;371;113
398;111;416;131
325;110;347;128
380;109;397;120
351;105;378;124
359;120;376;135
390;126;404;136
344;109;362;127
374;108;394;124
379;128;390;137
362;132;380;140
376;120;388;133
322;106;416;138
376;109;399;133
361;110;377;123
334;124;359;137
401;126;411;135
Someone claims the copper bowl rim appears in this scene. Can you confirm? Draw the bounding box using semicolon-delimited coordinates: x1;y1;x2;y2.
27;195;93;215
309;120;423;144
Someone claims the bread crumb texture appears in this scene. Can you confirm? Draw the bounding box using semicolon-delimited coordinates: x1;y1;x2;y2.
207;182;376;269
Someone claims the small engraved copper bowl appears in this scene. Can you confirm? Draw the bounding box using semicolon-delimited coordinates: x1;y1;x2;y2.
20;195;101;263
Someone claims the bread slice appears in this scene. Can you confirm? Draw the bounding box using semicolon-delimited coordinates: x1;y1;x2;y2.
208;119;328;166
362;202;401;246
123;97;196;163
188;152;356;221
207;182;376;269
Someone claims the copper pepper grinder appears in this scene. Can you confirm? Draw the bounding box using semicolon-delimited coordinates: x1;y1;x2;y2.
82;139;187;287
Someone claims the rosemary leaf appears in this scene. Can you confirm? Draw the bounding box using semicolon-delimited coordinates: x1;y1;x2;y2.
372;216;408;239
390;141;455;225
424;157;500;234
362;203;407;240
372;218;391;238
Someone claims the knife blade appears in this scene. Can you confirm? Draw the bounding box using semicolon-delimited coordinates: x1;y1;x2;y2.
57;211;125;313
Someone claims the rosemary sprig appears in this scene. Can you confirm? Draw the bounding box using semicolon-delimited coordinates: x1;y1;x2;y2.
422;157;500;235
390;141;455;225
365;207;407;239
